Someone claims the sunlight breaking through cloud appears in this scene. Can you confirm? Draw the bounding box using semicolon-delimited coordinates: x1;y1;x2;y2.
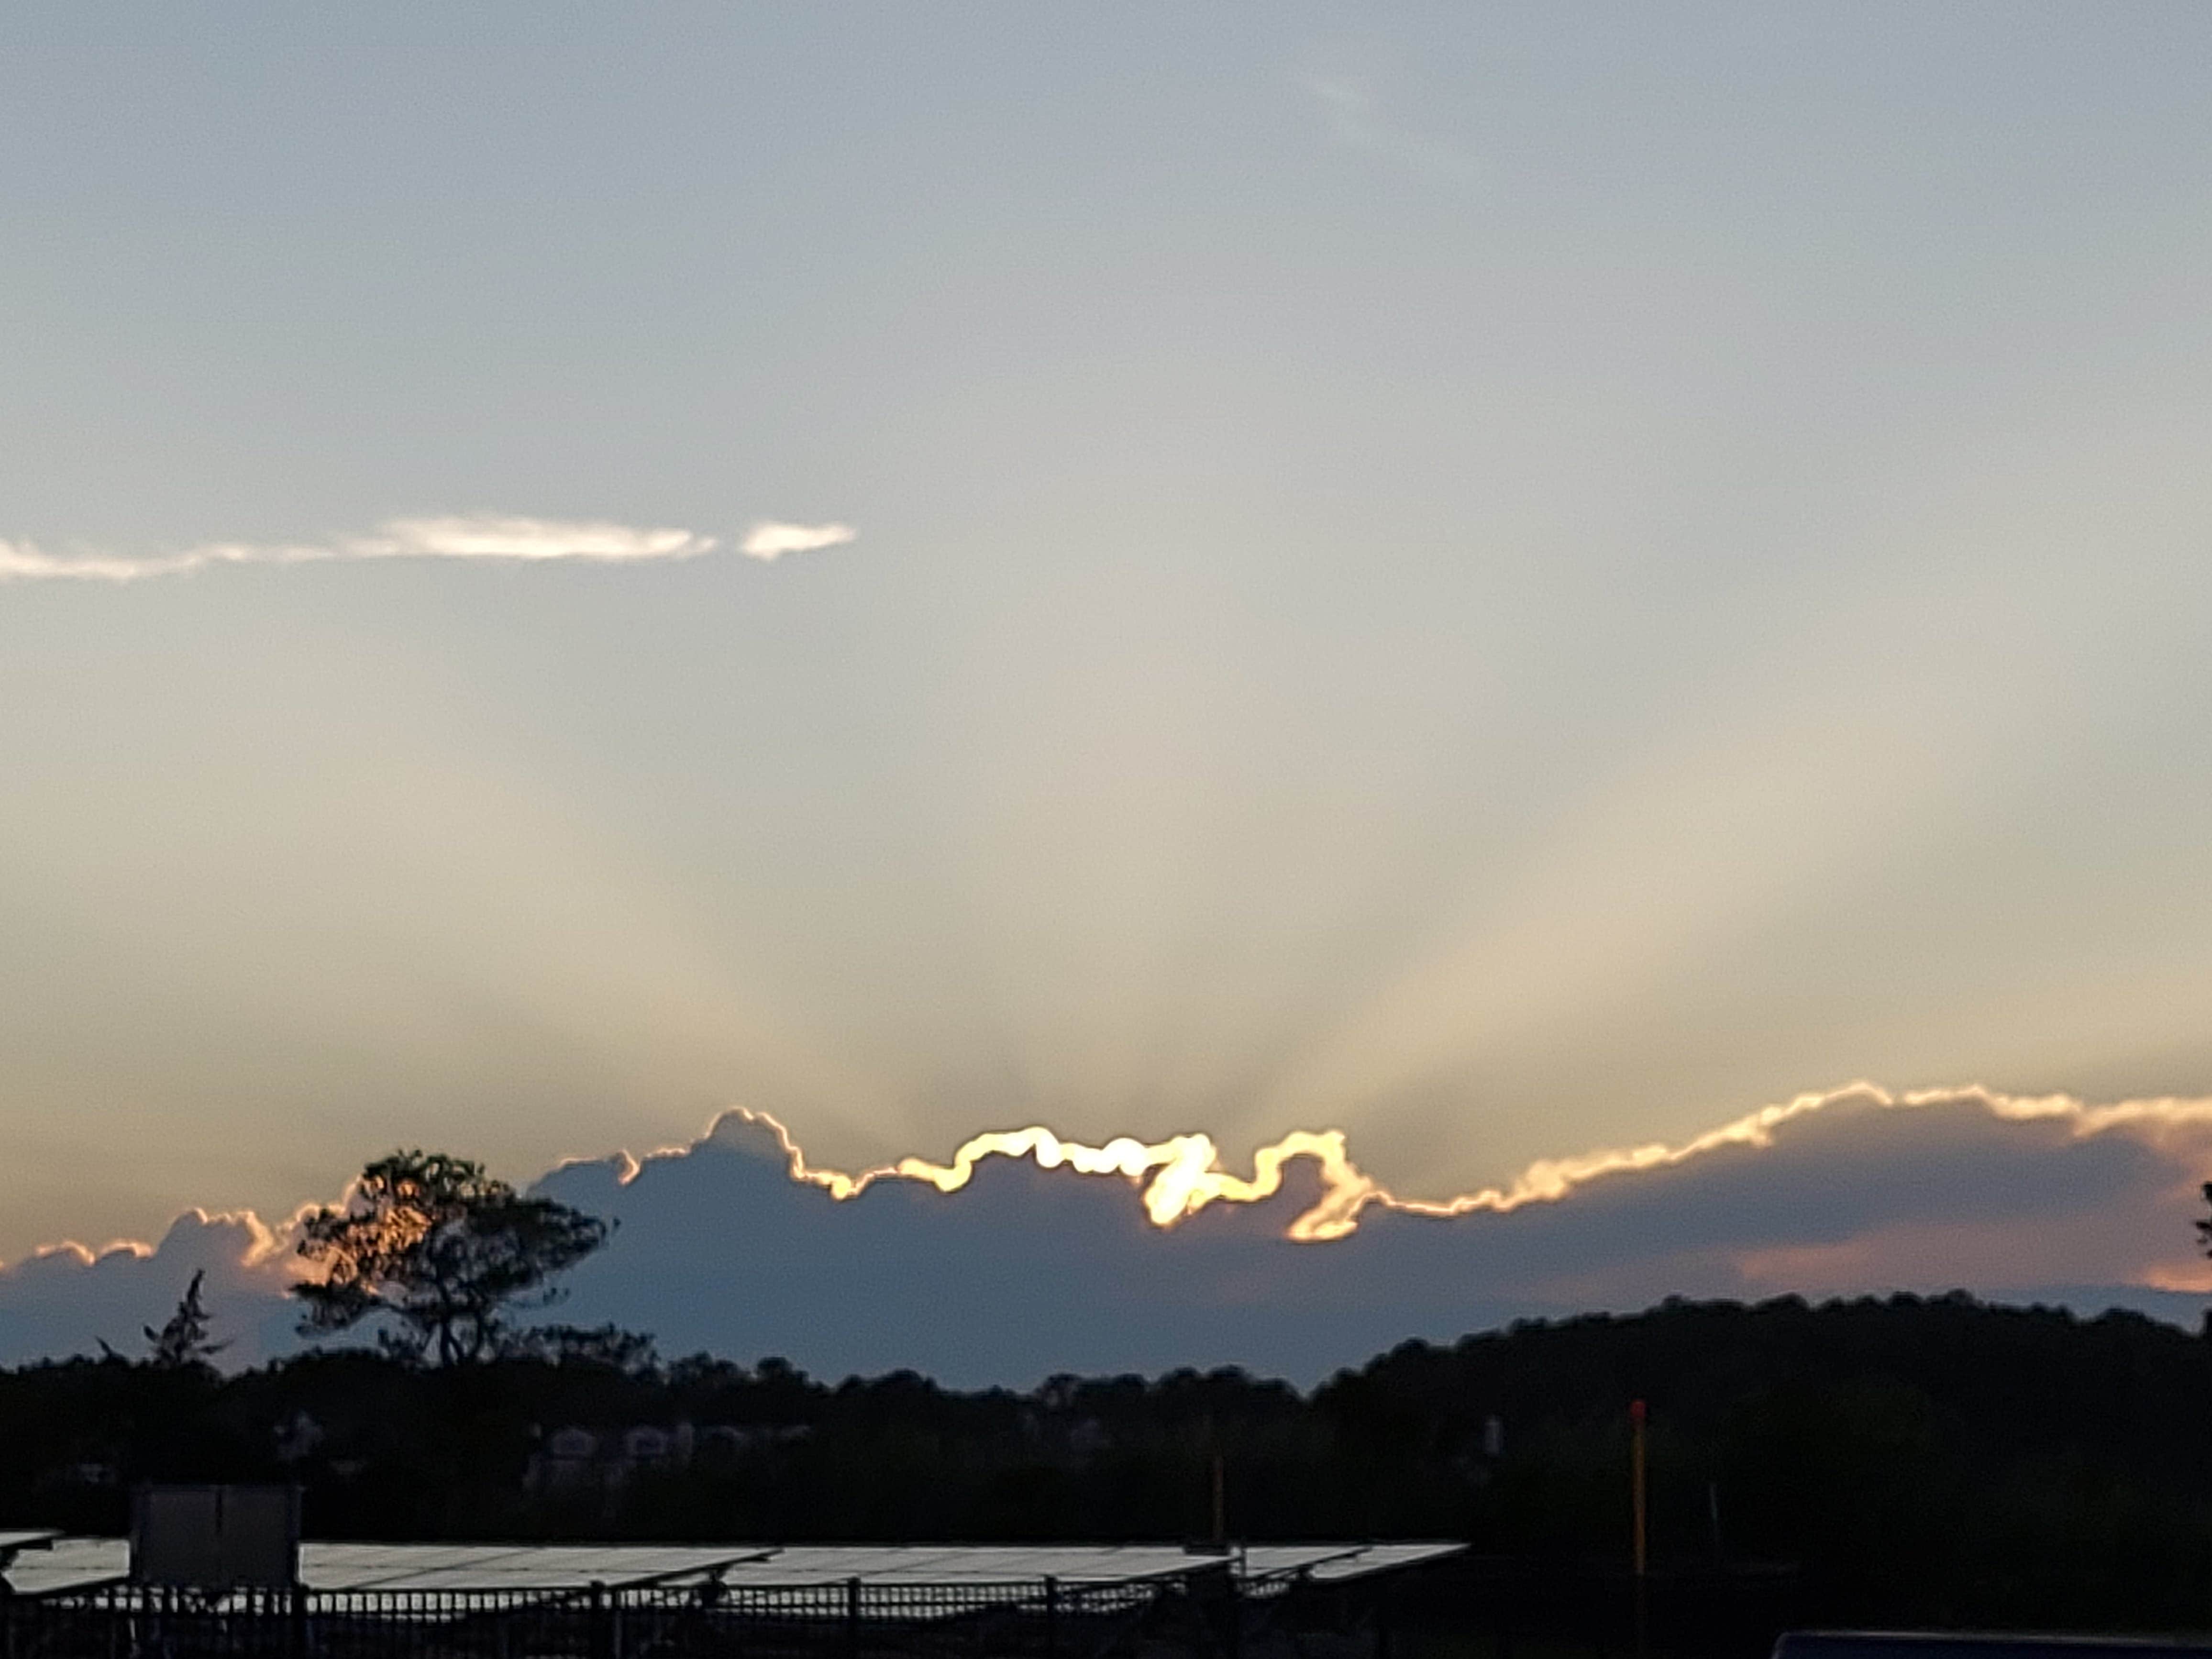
713;1082;2212;1243
18;1079;2212;1276
11;1080;2212;1371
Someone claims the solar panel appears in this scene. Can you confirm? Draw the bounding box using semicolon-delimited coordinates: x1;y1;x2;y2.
1301;1543;1465;1582
714;1545;1218;1587
298;1542;766;1592
0;1537;1463;1599
0;1537;129;1598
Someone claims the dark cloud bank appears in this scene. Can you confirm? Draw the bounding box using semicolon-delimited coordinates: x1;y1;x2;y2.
4;1088;2206;1384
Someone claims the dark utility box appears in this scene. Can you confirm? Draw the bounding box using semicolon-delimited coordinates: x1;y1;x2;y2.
130;1485;300;1590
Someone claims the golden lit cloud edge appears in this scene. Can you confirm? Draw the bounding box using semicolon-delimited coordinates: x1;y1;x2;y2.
14;1080;2212;1274
708;1081;2212;1244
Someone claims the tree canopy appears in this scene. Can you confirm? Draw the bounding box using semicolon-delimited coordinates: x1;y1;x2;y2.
292;1150;608;1365
5;1293;2211;1635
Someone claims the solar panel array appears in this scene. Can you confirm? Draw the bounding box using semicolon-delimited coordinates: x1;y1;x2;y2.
299;1542;770;1593
0;1537;1461;1600
0;1537;128;1598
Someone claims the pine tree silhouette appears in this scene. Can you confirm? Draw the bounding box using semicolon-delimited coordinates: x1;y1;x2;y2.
145;1269;229;1368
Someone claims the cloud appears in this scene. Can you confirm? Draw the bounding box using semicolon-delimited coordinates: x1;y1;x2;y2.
0;1211;297;1366
1298;75;1480;184
7;1084;2210;1382
0;513;851;584
532;1085;2212;1382
740;521;857;562
710;1083;2212;1247
349;517;718;564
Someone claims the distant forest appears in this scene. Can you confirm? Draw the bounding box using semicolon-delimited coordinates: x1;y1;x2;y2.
6;1294;2212;1633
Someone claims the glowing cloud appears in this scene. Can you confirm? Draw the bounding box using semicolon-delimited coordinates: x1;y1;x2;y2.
722;1082;2212;1244
740;520;857;561
11;1081;2212;1371
348;517;717;564
17;1082;2212;1273
0;513;851;584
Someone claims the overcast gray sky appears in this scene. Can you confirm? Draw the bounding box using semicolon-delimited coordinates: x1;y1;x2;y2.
5;2;2212;1260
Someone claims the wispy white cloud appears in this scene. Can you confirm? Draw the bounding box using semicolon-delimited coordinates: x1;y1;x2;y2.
1298;74;1481;183
0;513;853;584
741;520;857;562
352;517;719;564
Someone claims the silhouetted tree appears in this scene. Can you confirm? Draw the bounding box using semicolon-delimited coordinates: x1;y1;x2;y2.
144;1269;228;1368
499;1322;658;1372
7;1293;2212;1628
293;1151;608;1366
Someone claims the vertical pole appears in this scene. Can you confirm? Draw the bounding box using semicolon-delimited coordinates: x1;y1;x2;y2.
1630;1400;1648;1659
1211;1452;1226;1550
1043;1576;1059;1659
1630;1399;1648;1575
845;1576;862;1659
590;1581;611;1659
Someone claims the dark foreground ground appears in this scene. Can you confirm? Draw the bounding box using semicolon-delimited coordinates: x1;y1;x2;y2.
6;1294;2212;1640
0;1560;1799;1659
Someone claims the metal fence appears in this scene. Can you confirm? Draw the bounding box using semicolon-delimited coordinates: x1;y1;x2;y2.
0;1569;1250;1659
0;1559;1810;1659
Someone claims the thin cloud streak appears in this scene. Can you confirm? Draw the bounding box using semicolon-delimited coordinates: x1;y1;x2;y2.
354;517;718;564
1298;74;1481;184
0;514;855;584
741;521;857;561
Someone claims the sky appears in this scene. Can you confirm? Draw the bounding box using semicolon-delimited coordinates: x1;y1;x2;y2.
5;4;2212;1281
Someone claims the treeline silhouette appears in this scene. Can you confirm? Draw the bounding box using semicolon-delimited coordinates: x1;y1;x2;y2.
5;1293;2212;1631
